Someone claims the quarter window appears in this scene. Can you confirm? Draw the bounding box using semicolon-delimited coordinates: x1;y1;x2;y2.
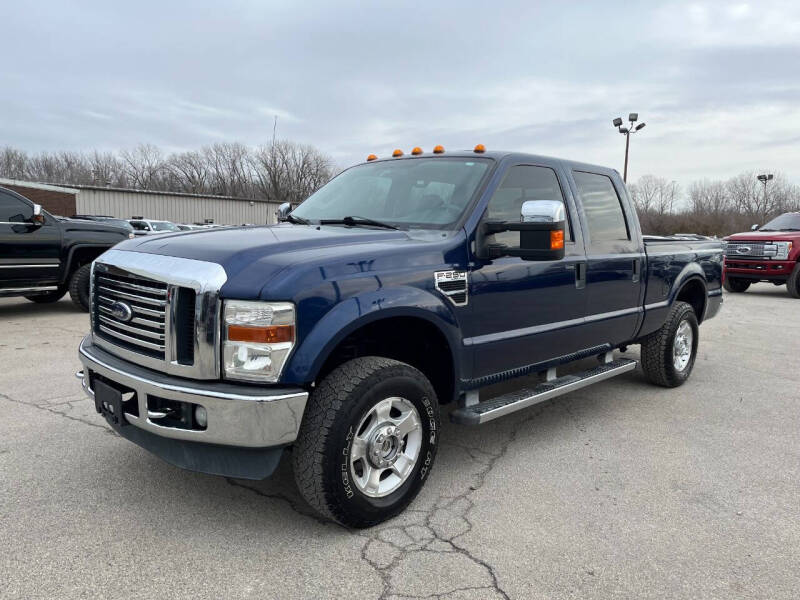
573;171;630;242
486;166;570;247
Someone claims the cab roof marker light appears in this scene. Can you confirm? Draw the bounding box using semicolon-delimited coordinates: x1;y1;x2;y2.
411;147;423;155
392;149;404;157
433;145;445;154
473;144;486;153
366;154;378;161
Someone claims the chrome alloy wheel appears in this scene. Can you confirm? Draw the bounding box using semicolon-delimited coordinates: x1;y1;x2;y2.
349;397;422;498
673;320;694;371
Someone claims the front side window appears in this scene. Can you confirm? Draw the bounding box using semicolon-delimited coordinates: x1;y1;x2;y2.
0;192;32;223
573;171;630;242
486;165;570;247
292;157;492;229
130;221;149;231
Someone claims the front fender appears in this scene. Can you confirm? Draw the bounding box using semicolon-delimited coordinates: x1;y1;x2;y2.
282;286;463;385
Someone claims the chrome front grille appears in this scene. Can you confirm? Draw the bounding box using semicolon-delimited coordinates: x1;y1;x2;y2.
91;249;228;380
95;272;168;359
724;242;767;258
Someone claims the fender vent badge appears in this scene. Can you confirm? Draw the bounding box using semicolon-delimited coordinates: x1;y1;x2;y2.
434;271;468;306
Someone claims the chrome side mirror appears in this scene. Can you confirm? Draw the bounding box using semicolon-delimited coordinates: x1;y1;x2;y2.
31;204;45;226
277;202;292;222
521;200;565;223
750;224;759;231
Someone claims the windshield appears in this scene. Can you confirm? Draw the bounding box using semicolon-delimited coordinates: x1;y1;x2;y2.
292;157;492;229
760;213;800;231
151;221;180;232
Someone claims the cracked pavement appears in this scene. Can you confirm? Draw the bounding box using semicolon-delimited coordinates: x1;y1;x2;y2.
2;287;800;599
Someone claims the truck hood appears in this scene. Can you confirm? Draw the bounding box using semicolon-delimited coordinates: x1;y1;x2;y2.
114;224;453;299
724;230;799;242
59;218;132;237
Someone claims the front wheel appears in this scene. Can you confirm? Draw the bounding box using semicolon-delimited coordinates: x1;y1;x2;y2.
640;301;699;388
723;277;750;293
293;357;440;528
68;263;92;311
787;264;800;299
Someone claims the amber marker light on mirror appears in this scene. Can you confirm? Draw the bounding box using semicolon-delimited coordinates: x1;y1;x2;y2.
392;149;404;157
411;147;423;155
432;145;445;154
474;144;486;153
550;230;565;250
227;324;295;344
366;154;378;161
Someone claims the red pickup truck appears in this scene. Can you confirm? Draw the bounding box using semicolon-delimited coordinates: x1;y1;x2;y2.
723;212;800;298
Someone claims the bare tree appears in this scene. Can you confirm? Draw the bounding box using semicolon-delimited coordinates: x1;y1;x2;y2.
252;139;333;204
119;144;167;189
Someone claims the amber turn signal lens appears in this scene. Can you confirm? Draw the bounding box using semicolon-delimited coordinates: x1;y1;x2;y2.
432;145;445;154
550;230;565;250
366;154;378;161
227;325;295;344
392;149;404;157
473;144;486;153
411;147;423;155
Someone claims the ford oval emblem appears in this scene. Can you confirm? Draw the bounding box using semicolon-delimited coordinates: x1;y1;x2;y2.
736;246;751;254
110;301;133;322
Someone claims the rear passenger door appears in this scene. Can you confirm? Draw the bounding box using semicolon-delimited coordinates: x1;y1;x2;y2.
570;170;644;346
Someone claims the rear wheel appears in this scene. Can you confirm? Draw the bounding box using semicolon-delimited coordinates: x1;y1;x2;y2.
787;264;800;299
723;277;750;293
68;263;92;311
25;287;67;303
640;301;699;388
293;357;439;528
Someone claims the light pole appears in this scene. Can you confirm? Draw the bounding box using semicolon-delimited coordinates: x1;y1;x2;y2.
756;173;773;227
612;113;646;182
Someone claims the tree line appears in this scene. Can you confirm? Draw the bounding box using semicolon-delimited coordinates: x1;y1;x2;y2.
0;141;334;205
629;172;800;237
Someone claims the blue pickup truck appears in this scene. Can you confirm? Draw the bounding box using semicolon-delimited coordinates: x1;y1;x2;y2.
77;147;723;527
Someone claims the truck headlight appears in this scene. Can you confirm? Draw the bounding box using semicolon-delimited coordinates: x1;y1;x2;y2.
772;241;792;260
222;301;295;382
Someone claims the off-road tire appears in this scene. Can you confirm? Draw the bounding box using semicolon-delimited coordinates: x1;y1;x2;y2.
25;287;67;303
68;263;92;311
723;277;750;293
293;357;440;528
787;264;800;299
640;301;699;388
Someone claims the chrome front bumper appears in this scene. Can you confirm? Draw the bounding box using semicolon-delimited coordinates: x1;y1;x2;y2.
78;335;308;449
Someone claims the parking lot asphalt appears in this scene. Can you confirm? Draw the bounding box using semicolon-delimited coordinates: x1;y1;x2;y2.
1;286;799;600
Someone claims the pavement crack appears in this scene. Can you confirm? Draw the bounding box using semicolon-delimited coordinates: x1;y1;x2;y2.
0;392;111;432
223;477;340;527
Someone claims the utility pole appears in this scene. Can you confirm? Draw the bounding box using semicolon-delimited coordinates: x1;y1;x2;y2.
757;173;773;223
612;113;646;182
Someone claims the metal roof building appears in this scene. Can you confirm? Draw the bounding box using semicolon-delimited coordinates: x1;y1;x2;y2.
0;178;281;225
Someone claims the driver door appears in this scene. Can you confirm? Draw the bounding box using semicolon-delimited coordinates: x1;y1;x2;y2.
0;190;62;286
465;164;588;379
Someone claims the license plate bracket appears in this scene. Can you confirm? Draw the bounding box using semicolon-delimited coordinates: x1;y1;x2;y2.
93;378;127;427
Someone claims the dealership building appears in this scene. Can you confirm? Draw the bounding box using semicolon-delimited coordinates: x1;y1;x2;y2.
0;178;282;225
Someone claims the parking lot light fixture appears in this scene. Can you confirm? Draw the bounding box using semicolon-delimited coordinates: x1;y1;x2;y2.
612;113;646;182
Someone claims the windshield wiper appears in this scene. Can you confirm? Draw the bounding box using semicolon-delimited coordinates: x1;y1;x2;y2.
285;214;310;225
320;216;399;230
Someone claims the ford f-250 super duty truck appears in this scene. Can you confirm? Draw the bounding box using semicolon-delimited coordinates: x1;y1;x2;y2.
76;147;723;527
723;212;800;298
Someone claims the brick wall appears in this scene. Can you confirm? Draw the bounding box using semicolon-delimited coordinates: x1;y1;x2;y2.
2;185;77;217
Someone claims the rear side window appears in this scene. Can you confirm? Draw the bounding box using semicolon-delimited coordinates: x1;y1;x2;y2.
486;165;570;247
573;171;630;242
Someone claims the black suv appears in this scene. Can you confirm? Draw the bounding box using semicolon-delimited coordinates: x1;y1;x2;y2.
0;186;133;310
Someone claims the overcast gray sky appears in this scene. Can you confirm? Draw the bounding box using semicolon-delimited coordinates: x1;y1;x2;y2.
3;1;799;186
